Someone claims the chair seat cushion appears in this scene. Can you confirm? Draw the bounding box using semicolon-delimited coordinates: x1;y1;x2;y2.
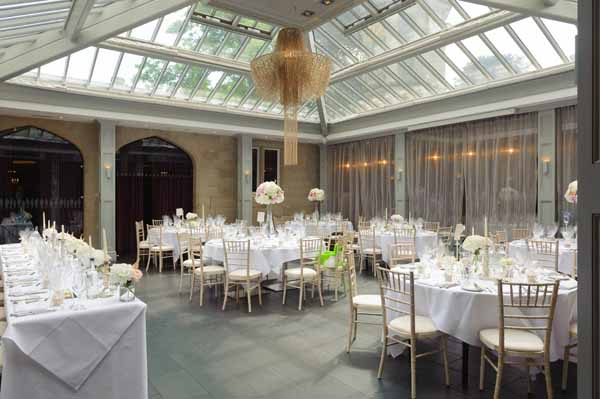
362;248;381;255
285;267;318;279
229;269;262;280
389;315;440;337
352;294;382;310
182;258;203;267
150;244;174;252
569;322;577;337
193;265;225;276
480;328;544;353
138;241;151;249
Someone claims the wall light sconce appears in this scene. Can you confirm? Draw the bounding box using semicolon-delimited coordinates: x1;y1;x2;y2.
104;163;112;180
541;157;551;176
244;169;251;183
397;168;404;181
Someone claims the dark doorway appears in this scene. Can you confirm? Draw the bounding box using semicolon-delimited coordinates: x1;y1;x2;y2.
116;137;193;256
0;126;83;243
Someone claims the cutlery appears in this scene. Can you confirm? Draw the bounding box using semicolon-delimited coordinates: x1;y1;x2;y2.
11;308;57;318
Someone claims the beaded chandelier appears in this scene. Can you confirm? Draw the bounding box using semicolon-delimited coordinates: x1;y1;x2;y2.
251;28;331;165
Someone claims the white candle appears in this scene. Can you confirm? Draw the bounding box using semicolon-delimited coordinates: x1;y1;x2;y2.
471;227;475;236
88;235;92;246
61;224;65;234
202;204;205;221
102;228;108;256
42;212;46;229
53;221;56;229
484;216;488;238
385;208;388;221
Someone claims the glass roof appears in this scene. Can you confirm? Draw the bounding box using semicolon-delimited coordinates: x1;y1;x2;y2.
8;0;576;124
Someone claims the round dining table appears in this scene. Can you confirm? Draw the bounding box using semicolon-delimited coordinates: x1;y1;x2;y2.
507;239;577;275
203;238;302;277
387;266;577;384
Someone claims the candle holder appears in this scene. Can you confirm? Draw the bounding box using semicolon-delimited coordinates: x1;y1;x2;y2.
98;260;113;298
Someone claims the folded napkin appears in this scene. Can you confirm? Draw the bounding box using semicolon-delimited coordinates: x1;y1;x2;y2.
418;279;459;289
9;287;48;297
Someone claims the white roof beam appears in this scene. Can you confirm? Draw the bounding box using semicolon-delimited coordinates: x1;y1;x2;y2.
98;37;251;75
460;0;576;23
0;0;198;81
330;10;524;84
64;0;95;40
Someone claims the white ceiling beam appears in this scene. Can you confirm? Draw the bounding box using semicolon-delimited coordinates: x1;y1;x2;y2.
460;0;576;23
330;10;524;83
0;0;198;82
98;37;252;75
64;0;95;40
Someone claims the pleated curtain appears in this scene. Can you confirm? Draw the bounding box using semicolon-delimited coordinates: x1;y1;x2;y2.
327;135;395;224
556;105;577;221
406;113;538;233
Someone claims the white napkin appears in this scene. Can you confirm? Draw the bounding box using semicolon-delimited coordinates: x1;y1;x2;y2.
418;279;459;289
559;279;578;290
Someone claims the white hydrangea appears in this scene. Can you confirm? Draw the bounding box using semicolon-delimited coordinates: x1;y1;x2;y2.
307;188;325;202
255;181;284;205
462;235;492;253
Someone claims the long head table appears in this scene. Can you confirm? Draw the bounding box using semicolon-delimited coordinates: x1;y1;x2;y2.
0;244;148;399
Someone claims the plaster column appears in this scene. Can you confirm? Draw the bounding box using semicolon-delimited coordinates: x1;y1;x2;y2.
237;135;253;223
394;130;408;217
98;120;116;258
320;143;328;214
537;110;556;225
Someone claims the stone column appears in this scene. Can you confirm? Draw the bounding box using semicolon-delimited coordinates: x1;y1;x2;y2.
319;143;328;214
537;110;556;225
98;120;116;258
394;130;408;217
237;135;253;223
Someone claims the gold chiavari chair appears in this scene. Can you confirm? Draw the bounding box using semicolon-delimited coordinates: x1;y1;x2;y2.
283;237;324;311
358;220;372;231
511;228;530;241
422;221;440;233
135;221;150;267
222;240;262;312
346;252;381;353
393;226;416;245
358;227;381;276
479;280;559;399
527;239;559;272
187;233;225;306
389;242;416;268
176;230;190;292
152;219;164;226
377;267;449;398
562;321;578;391
321;232;352;301
206;226;224;241
146;225;175;273
304;221;322;238
493;230;508;254
438;226;453;246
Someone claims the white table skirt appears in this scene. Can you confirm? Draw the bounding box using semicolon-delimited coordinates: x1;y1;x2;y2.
0;244;148;399
147;227;189;260
508;239;577;275
203;239;301;276
377;231;439;263
388;271;577;362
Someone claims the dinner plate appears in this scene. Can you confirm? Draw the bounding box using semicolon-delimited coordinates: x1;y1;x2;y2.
461;283;484;292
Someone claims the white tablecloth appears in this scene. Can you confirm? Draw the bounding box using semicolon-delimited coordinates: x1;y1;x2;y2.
377;230;439;263
0;244;148;399
147;227;192;260
388;269;577;361
203;239;301;276
286;221;353;237
508;239;577;275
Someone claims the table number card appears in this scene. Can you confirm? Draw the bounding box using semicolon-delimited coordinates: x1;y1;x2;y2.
176;208;184;217
257;212;265;224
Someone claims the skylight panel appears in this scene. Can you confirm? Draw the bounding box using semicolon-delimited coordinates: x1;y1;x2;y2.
198;27;227;55
154;7;190;46
318;24;370;62
455;0;492;17
460;36;511;79
541;19;576;62
226;77;253;106
426;0;465;26
135;58;166;94
384;13;420;42
369;0;401;10
237;38;268;62
66;47;96;85
387;63;432;97
173;66;205;99
154;62;187;96
484;27;536;73
313;31;356;68
178;23;206;50
334;82;375;110
366;22;402;48
130;20;160;41
113;53;143;91
440;43;487;84
350;29;386;55
510;18;562;68
39;56;66;81
217;32;245;58
209;73;241;105
403;58;451;93
421;51;469;88
89;49;120;88
403;3;442;35
239;90;261;110
192;70;224;102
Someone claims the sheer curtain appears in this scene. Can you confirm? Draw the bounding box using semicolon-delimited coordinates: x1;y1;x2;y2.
556;105;577;220
328;135;394;224
406;113;538;232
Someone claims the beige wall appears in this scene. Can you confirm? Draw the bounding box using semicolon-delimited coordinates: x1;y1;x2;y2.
0;115;100;243
115;127;238;222
252;140;320;222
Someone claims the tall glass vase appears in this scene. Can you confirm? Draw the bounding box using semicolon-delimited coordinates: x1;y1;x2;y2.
313;202;320;222
266;204;276;238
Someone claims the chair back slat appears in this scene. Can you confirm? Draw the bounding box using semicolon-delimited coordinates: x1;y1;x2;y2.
511;228;530;241
223;239;251;276
393;227;416;245
423;221;440;233
527;239;559;271
378;267;416;337
358;228;377;252
390;242;416;266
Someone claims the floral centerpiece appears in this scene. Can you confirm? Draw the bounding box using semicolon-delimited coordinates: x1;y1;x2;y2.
255;181;284;237
390;214;403;224
462;235;493;265
186;212;198;220
564;180;577;204
110;263;143;302
307;188;325;221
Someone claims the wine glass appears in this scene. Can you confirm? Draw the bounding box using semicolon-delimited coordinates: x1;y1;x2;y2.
70;265;87;311
545;222;559;239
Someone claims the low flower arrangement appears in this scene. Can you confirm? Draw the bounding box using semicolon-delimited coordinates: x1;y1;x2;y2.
390;214;403;223
110;263;143;287
307;188;325;202
255;181;284;205
462;235;493;258
186;212;198;220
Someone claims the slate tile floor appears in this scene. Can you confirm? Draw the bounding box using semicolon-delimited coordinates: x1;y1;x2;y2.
136;270;578;399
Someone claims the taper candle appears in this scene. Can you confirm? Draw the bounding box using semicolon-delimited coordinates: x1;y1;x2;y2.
42;212;46;229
